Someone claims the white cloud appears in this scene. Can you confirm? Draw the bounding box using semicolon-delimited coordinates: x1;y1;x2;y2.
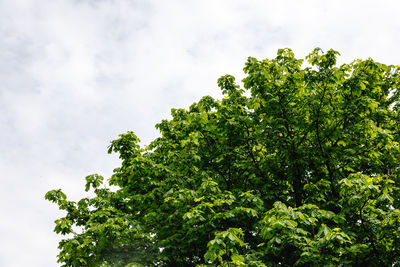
1;0;400;265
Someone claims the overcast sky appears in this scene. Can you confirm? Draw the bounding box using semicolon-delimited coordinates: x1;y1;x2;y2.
1;0;400;266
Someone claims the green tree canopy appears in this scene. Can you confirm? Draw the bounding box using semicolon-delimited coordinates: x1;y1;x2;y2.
46;48;400;266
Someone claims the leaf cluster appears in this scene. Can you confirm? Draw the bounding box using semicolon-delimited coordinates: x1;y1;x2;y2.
47;48;400;266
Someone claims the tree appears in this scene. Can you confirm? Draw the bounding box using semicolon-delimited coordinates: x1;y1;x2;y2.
46;48;400;266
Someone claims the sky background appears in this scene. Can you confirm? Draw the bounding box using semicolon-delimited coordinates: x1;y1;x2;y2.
1;0;400;266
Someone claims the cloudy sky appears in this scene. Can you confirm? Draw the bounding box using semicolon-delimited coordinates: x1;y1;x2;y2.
1;0;400;266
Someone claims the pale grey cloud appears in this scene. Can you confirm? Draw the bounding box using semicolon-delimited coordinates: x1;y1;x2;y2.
1;0;400;266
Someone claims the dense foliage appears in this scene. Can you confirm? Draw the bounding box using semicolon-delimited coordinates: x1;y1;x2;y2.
46;48;400;266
